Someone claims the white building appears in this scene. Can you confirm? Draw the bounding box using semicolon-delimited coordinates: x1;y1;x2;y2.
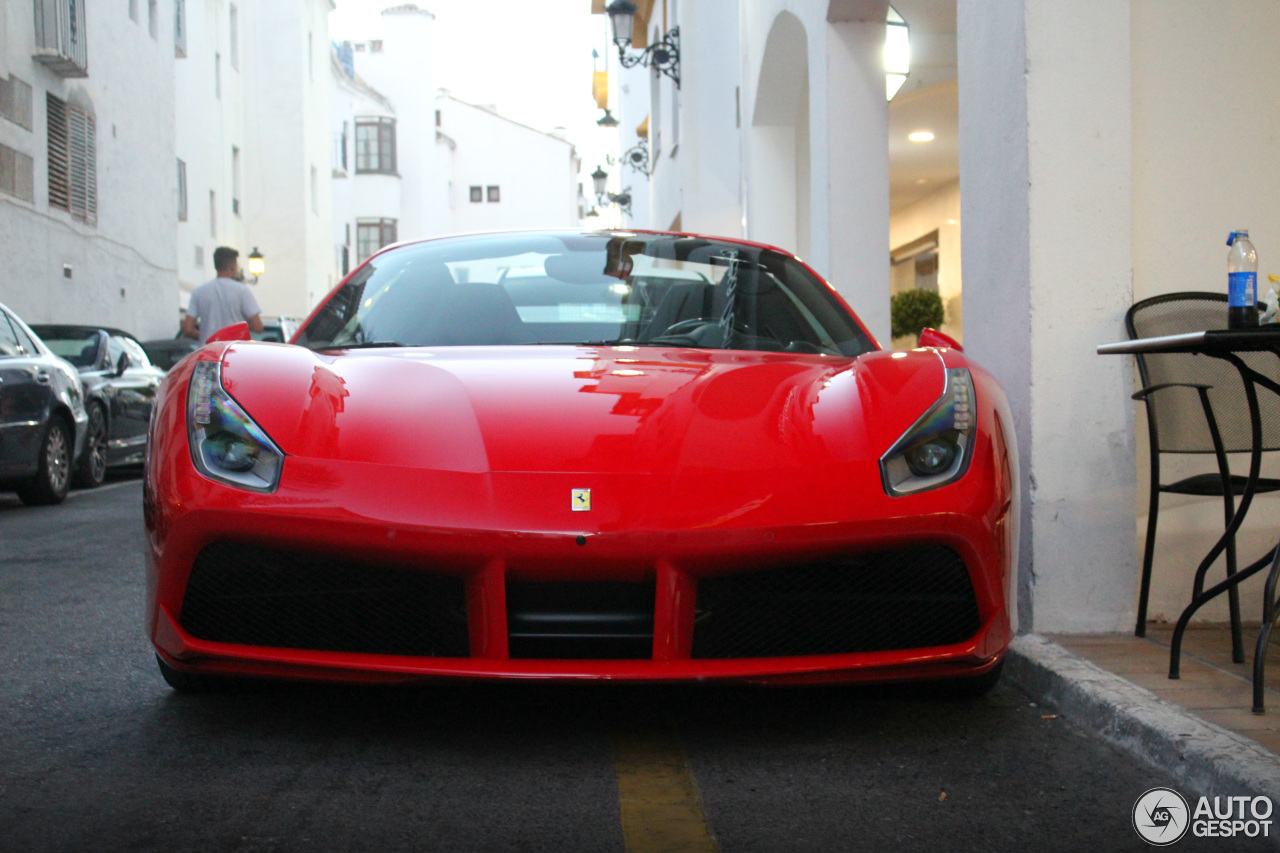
436;92;581;234
330;4;582;270
596;0;1280;636
0;0;178;339
177;0;335;321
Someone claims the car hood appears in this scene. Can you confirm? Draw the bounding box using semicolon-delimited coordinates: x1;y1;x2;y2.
218;343;946;477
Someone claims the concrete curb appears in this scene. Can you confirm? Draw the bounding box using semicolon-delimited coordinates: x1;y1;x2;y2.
1006;633;1280;804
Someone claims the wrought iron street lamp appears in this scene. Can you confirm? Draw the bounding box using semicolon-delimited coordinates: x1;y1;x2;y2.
246;248;265;284
591;166;632;217
606;0;680;88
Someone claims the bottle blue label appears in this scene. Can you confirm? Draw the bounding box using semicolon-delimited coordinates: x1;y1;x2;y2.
1229;271;1257;308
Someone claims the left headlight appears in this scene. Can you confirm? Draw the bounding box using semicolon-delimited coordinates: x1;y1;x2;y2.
880;367;976;497
186;360;284;492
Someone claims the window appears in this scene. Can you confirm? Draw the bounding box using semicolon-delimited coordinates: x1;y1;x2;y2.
356;218;396;262
487;185;500;203
0;311;24;358
209;189;216;238
229;5;238;69
231;146;240;215
310;165;318;215
46;93;96;223
177;158;187;221
308;32;314;79
32;0;88;76
130;0;139;22
435;110;441;127
0;144;35;203
370;40;383;53
469;185;482;203
354;117;395;174
149;0;158;39
174;0;186;57
1;75;34;129
215;52;220;98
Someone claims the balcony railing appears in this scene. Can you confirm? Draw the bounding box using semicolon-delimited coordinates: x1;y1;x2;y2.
33;0;88;78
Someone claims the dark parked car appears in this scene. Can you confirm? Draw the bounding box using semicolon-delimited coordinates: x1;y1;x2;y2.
29;324;165;488
0;304;89;504
141;337;199;372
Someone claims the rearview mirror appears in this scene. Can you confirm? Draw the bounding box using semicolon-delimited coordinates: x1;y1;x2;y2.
113;352;131;377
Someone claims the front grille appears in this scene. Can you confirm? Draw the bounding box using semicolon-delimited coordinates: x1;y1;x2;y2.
180;542;469;657
692;546;980;658
506;580;655;660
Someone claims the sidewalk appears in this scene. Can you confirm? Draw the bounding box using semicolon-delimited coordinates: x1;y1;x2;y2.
1005;626;1280;803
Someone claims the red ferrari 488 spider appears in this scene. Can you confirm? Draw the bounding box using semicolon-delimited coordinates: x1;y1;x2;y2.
144;230;1018;692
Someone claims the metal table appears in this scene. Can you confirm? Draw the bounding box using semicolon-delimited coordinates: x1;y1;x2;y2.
1099;327;1280;712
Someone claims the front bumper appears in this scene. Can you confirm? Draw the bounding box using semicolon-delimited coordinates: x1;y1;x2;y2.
146;455;1013;687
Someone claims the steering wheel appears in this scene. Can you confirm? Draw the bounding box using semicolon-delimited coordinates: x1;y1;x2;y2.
660;317;754;337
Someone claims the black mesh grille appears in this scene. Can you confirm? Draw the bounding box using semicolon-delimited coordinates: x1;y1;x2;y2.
180;542;469;657
692;546;980;659
1127;292;1280;453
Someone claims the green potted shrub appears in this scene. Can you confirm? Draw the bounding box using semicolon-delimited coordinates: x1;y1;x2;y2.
890;289;945;343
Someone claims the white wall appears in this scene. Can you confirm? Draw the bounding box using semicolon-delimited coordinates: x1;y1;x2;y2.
960;0;1136;632
441;97;580;233
175;0;246;309
0;0;177;339
1128;0;1280;625
241;0;334;318
675;0;742;238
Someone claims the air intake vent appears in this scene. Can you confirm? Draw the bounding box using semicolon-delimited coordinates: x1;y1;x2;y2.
693;546;980;659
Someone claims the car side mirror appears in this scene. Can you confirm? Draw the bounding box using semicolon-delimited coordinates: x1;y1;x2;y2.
206;322;251;343
918;327;963;352
113;352;131;377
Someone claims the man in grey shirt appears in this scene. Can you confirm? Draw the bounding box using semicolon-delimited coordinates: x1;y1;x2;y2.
181;246;265;344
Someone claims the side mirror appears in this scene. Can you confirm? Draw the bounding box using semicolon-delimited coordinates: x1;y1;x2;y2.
113;352;131;377
918;327;963;352
206;322;251;344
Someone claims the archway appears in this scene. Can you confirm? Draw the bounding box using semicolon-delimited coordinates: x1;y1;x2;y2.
748;12;810;259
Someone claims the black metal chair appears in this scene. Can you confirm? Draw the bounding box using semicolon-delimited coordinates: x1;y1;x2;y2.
1128;292;1280;660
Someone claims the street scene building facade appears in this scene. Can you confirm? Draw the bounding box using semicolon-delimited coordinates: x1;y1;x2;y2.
592;0;1280;637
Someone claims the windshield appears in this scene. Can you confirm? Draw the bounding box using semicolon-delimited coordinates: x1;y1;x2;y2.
295;232;874;357
30;327;101;368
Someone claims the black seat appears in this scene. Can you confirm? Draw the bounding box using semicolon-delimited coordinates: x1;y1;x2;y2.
1127;291;1280;659
419;284;526;346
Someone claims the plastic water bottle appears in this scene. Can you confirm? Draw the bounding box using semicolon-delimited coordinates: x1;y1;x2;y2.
1228;229;1258;329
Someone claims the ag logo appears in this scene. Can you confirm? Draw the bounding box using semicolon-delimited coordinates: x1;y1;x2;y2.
1133;787;1190;846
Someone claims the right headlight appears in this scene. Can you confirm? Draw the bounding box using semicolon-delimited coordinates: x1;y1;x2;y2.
186;359;284;492
880;367;976;496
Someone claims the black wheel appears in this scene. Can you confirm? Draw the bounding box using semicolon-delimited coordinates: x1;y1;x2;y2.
156;655;241;694
16;418;72;506
74;404;108;488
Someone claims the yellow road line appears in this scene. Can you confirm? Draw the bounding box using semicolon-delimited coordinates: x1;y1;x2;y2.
614;727;718;853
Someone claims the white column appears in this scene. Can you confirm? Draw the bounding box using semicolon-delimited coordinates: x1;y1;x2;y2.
824;20;890;346
959;0;1136;632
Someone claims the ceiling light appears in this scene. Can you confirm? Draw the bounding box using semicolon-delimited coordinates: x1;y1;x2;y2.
908;131;935;143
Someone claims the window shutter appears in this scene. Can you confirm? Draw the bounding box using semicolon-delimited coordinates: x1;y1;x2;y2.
46;93;69;211
68;106;95;223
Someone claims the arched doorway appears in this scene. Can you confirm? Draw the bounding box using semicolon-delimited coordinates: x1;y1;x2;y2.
748;12;810;259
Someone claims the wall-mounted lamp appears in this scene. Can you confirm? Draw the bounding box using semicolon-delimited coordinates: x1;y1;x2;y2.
885;6;910;101
597;108;619;128
591;166;632;217
606;0;680;89
622;138;650;177
246;247;265;284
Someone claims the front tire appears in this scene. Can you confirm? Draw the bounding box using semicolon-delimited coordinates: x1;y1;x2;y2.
17;418;72;506
74;404;108;489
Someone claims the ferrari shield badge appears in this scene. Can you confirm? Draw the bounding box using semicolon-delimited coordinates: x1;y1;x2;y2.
572;488;591;511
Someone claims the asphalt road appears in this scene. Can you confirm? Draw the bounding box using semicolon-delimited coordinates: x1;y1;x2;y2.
0;477;1270;852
